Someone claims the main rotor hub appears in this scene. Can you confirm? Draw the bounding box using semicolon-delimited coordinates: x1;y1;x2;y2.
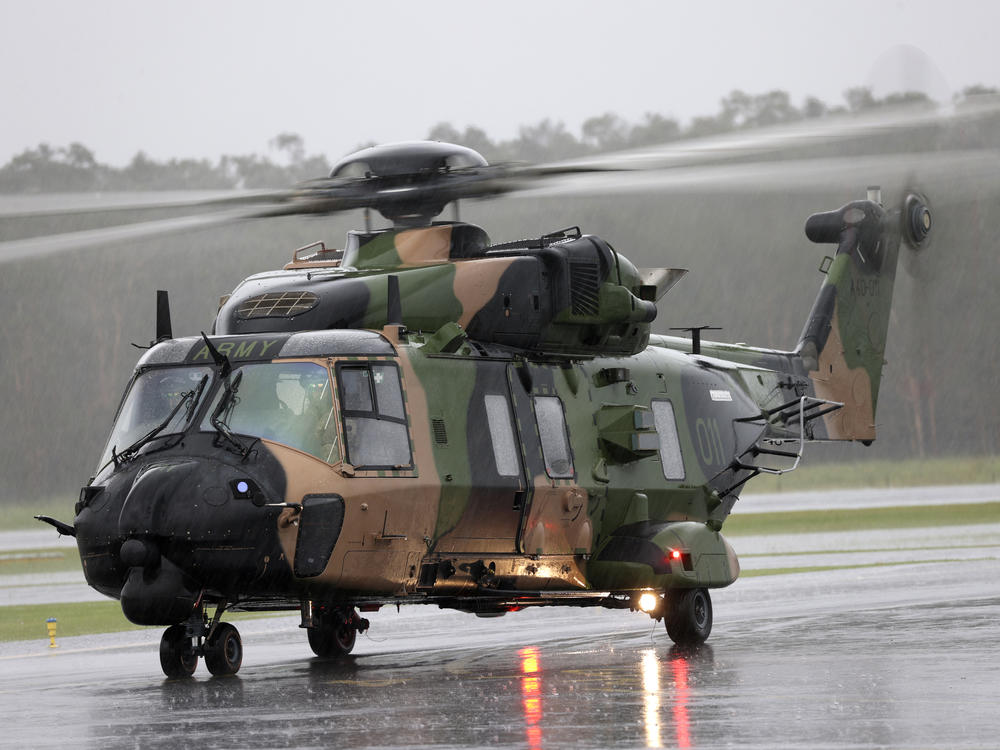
328;142;491;226
331;141;488;180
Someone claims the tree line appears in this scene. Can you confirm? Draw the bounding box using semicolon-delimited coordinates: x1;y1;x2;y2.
3;85;995;193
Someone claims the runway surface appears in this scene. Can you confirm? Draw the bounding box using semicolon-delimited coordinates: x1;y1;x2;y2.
3;485;999;749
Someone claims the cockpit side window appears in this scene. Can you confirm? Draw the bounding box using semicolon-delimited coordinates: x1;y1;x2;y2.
340;367;374;411
335;362;412;470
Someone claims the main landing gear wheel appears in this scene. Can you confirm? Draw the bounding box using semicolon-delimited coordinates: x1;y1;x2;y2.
665;587;713;646
160;624;198;678
307;607;366;657
204;622;243;676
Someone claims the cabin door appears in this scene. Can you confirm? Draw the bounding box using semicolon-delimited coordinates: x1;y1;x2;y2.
506;362;591;556
431;362;526;554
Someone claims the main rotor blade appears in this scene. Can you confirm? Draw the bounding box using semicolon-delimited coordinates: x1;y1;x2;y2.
516;149;1000;201
0;207;254;263
0;189;286;220
532;97;1000;175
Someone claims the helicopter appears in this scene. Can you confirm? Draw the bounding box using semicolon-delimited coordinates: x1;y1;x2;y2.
27;112;970;678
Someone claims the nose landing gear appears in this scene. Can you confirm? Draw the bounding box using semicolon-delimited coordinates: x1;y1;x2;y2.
204;622;244;676
159;623;199;678
158;602;244;678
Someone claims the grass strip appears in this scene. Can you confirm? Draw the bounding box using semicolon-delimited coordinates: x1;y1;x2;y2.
724;502;1000;537
0;498;76;531
1;600;146;642
744;455;1000;493
0;600;291;643
0;548;80;575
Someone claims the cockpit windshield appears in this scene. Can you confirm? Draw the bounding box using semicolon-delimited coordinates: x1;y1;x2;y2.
202;361;340;463
98;366;213;470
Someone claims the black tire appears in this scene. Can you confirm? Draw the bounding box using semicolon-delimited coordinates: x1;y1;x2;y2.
204;622;243;676
160;624;198;678
307;612;357;657
665;588;713;646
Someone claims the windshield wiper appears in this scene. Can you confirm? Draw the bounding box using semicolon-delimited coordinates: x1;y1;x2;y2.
211;370;252;457
187;374;209;421
112;387;198;467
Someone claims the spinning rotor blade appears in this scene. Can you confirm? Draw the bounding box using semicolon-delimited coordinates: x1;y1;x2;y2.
538;97;1000;174
519;149;1000;202
2;96;998;264
0;208;255;263
509;97;1000;206
0;189;283;220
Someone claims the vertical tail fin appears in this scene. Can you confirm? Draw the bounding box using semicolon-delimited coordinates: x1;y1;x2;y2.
796;190;922;442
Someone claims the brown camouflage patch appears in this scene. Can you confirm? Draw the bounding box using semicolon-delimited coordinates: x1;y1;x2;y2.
453;258;516;329
520;474;593;556
808;307;876;440
395;225;453;265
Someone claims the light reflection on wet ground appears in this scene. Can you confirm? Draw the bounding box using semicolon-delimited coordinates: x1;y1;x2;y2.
4;557;1000;749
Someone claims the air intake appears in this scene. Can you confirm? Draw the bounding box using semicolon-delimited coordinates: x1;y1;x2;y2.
569;261;600;315
237;291;318;320
431;418;449;445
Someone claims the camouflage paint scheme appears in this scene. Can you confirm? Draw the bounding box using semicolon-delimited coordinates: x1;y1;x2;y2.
216;223;657;356
72;195;904;630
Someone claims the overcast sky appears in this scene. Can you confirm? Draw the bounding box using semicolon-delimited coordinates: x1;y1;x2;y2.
2;0;998;167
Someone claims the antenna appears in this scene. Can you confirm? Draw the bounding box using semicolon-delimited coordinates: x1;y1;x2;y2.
155;290;173;342
670;325;721;356
386;275;402;326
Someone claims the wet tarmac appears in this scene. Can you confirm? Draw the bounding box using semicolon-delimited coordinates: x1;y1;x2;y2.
3;555;999;749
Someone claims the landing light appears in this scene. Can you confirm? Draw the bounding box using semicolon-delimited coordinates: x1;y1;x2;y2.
638;592;660;613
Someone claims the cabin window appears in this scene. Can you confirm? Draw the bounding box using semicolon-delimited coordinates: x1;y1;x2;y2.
532;396;574;478
651;400;685;480
336;363;412;470
484;394;520;477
